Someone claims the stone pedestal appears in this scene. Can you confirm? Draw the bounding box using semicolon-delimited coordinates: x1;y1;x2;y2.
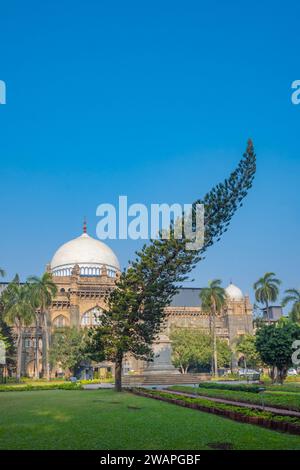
143;335;180;375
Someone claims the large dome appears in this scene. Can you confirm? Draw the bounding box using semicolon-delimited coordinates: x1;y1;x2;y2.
225;282;244;301
51;232;120;277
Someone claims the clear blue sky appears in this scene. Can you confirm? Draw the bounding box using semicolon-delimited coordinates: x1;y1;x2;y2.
0;1;299;303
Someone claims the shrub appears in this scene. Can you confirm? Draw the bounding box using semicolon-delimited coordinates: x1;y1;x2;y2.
198;382;261;393
0;382;82;392
169;385;300;412
79;378;114;384
131;388;300;430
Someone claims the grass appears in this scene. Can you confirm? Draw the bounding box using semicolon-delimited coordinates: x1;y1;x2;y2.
0;390;300;449
169;385;300;412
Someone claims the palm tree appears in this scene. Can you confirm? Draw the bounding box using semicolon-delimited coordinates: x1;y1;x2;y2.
24;282;41;379
199;279;227;376
2;278;35;381
253;272;281;323
282;288;300;323
0;268;5;277
27;273;57;380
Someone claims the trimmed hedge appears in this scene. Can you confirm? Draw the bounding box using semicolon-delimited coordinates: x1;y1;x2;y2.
130;388;300;435
170;385;300;412
79;379;114;384
0;382;82;392
199;382;261;393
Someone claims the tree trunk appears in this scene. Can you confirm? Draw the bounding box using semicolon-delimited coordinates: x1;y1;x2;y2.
271;365;278;384
34;315;39;379
213;318;218;377
114;354;123;392
209;313;214;374
277;367;287;384
16;328;22;382
266;300;270;324
43;312;50;381
212;305;218;377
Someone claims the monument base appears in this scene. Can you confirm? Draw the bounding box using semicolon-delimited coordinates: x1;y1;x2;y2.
143;335;180;375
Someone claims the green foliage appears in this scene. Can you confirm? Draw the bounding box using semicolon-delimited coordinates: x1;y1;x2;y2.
27;272;58;310
213;372;239;381
285;376;300;383
253;272;281;319
27;272;58;380
1;277;36;379
169;385;300;412
199;279;227;313
235;334;262;368
0;382;82;392
0;331;9;350
255;320;300;383
50;327;89;376
1;278;36;328
79;378;114;384
282;288;300;323
133;388;300;428
88;141;256;390
199;279;227;376
217;339;232;368
198;382;261;393
265;383;300;392
170;327;231;373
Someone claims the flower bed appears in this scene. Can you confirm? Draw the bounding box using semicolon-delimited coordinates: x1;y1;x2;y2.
130;388;300;435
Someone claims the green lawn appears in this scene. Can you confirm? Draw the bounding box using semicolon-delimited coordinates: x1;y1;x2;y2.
1;390;300;450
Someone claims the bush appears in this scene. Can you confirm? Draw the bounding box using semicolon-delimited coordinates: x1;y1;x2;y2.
79;378;114;385
169;385;300;412
0;382;82;392
199;382;261;393
266;383;300;393
132;388;300;428
285;376;300;383
214;373;239;381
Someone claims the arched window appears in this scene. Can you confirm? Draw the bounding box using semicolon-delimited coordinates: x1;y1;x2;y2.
81;312;90;326
53;315;66;328
81;307;103;326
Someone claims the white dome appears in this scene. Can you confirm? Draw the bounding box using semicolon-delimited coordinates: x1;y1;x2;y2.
51;232;120;276
225;283;244;301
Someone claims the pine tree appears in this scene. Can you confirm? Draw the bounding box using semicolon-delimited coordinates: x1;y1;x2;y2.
88;140;256;391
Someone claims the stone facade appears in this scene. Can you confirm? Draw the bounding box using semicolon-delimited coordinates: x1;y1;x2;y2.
18;276;252;377
1;230;253;377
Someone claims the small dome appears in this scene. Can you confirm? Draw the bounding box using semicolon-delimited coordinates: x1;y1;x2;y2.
51;232;120;276
225;283;244;301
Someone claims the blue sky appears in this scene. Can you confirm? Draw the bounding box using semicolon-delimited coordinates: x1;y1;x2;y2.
0;1;299;303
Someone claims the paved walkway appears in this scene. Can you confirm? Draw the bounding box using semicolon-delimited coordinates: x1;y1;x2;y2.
163;389;300;418
83;383;114;390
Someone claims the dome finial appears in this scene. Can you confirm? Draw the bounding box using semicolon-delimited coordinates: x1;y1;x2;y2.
83;217;87;234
